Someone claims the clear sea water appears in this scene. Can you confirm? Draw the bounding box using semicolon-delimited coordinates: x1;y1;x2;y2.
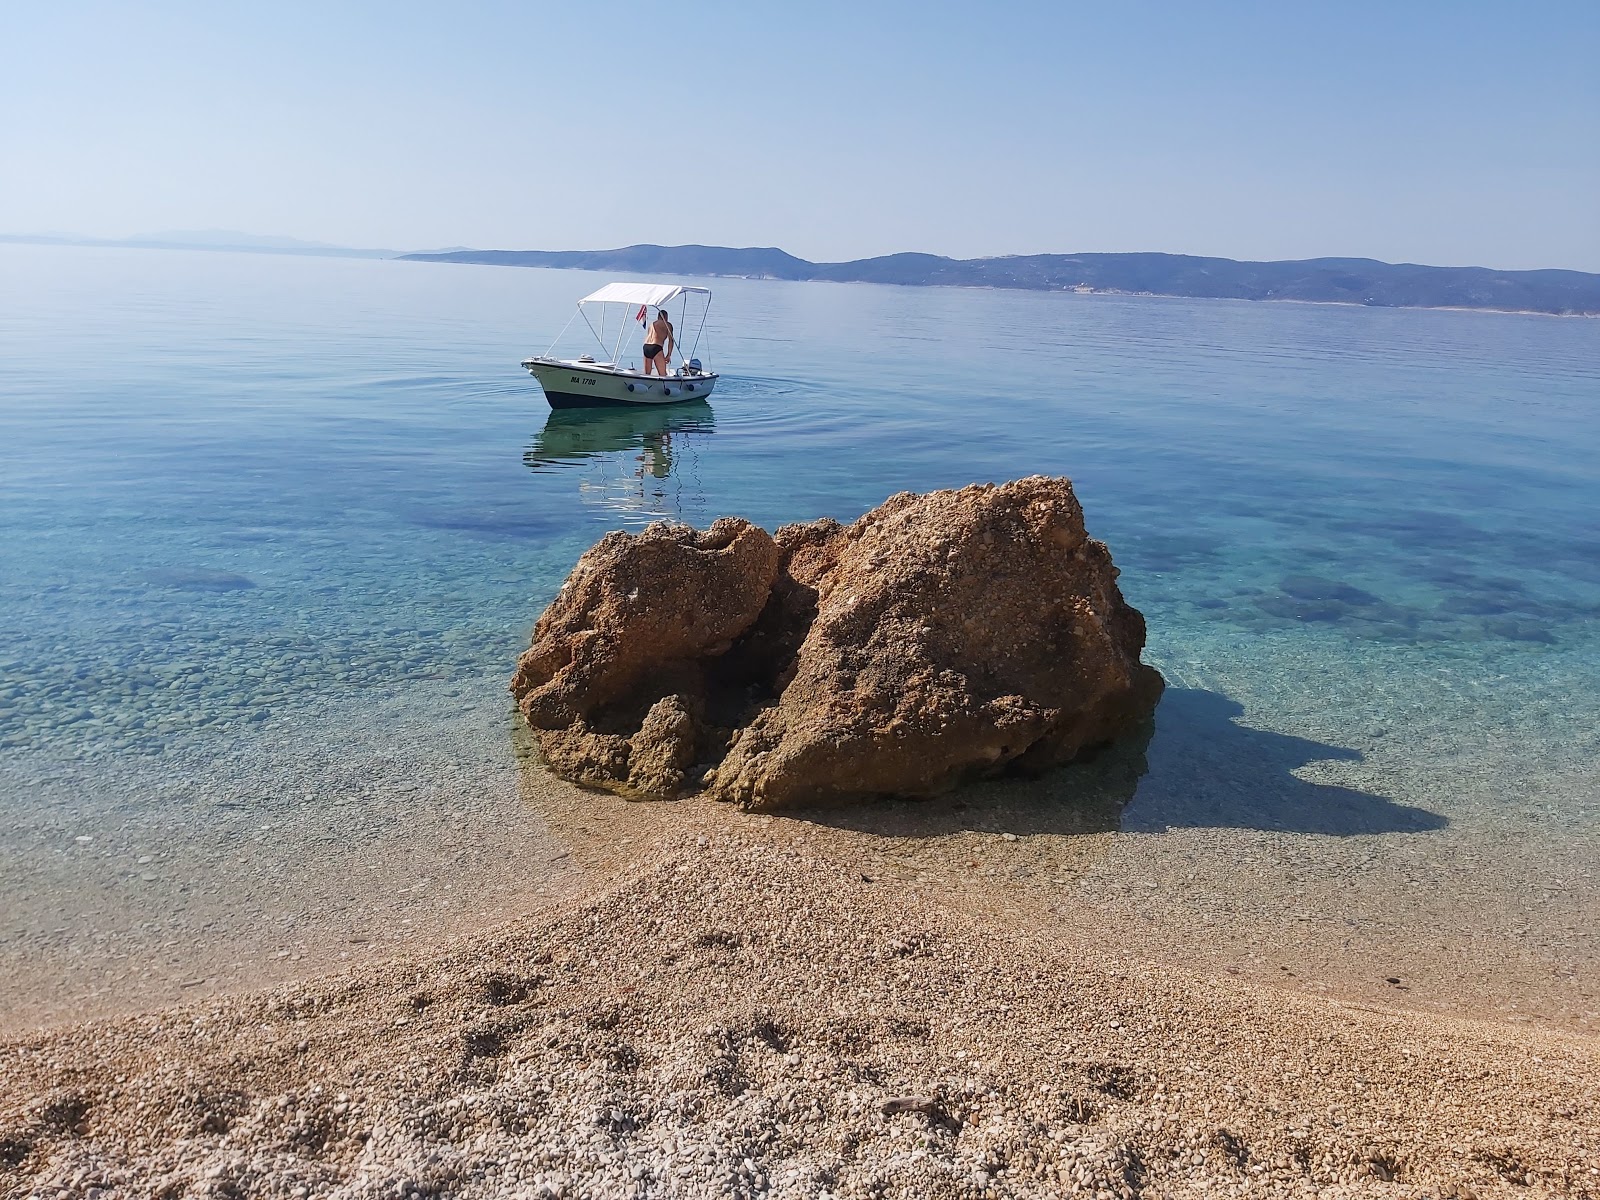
2;244;1596;1029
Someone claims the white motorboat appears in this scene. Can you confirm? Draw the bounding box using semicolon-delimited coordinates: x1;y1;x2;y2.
522;281;720;408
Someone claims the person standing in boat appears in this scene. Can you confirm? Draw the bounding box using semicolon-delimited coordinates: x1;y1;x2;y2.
643;308;674;376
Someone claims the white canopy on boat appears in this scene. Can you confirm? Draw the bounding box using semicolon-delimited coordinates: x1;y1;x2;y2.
577;281;711;308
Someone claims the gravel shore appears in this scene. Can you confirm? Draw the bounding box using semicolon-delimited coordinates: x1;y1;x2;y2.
3;779;1597;1200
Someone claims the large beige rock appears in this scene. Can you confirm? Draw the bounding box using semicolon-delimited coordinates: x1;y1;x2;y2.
708;477;1164;809
509;518;780;796
510;477;1163;808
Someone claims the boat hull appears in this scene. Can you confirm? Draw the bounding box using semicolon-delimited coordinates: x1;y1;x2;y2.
523;359;719;408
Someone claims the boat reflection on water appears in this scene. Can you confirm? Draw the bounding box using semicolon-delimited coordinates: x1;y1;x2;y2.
523;400;715;527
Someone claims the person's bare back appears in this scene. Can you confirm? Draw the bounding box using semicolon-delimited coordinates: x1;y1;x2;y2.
644;313;674;375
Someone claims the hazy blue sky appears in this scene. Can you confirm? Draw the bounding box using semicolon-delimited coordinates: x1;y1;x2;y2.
4;1;1597;270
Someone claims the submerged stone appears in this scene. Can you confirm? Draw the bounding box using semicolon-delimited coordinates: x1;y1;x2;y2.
1439;594;1521;616
141;568;257;592
1278;574;1382;607
1257;595;1347;624
1482;617;1557;645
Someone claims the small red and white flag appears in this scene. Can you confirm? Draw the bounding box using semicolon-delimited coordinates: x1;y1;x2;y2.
635;305;647;323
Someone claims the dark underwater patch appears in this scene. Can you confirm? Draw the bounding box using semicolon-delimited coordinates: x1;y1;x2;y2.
1412;559;1530;594
1123;532;1222;573
1551;543;1600;585
141;568;257;591
1482;618;1557;645
1246;576;1446;643
406;508;562;540
1257;595;1345;623
1331;510;1496;548
1278;574;1383;606
1438;594;1522;616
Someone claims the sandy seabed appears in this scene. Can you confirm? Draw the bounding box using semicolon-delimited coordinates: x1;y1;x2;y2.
3;764;1598;1200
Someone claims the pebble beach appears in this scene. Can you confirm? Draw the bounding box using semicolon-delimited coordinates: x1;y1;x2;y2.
4;762;1598;1200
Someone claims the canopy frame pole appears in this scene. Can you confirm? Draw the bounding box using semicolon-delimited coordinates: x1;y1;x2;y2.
612;310;631;369
576;304;611;357
671;294;685;371
686;292;710;365
545;307;584;357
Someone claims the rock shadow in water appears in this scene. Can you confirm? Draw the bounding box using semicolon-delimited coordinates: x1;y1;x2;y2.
795;687;1444;840
1120;688;1445;836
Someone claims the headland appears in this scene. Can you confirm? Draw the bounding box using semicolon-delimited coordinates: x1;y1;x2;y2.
401;244;1600;317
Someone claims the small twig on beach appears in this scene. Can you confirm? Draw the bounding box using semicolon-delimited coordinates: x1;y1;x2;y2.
881;1095;940;1116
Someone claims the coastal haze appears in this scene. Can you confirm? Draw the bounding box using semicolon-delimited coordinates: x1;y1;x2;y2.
3;4;1596;271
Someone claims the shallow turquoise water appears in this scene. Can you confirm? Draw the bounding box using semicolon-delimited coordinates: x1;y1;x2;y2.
2;244;1597;1024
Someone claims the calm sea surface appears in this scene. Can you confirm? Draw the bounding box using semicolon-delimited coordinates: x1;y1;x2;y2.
2;244;1597;1029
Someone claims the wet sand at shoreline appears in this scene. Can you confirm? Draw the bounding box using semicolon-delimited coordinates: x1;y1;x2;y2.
0;690;585;1034
5;706;1595;1039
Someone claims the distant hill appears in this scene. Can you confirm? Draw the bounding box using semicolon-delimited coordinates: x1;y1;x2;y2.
409;244;815;279
401;244;1600;315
